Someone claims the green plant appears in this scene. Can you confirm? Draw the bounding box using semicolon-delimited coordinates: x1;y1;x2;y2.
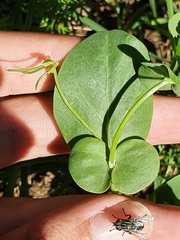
0;155;74;197
8;12;180;197
0;0;93;33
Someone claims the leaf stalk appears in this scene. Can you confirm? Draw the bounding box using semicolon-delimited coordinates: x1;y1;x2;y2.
109;79;169;168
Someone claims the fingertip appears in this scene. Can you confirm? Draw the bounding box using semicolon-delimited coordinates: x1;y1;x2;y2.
90;200;154;240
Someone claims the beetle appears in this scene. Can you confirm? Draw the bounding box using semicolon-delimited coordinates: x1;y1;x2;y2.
110;208;153;240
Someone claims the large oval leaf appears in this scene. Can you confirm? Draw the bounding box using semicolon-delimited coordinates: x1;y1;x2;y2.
69;137;110;193
111;139;160;194
150;175;180;205
53;30;152;148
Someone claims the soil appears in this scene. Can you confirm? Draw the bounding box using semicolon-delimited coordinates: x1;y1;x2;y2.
28;172;55;198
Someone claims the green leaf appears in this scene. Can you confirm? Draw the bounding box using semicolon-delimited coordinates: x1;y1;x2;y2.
139;62;180;84
53;30;163;194
69;137;110;193
168;13;180;67
176;39;180;65
172;84;180;96
54;30;152;148
150;175;180;206
111;138;159;194
79;16;107;32
168;12;180;38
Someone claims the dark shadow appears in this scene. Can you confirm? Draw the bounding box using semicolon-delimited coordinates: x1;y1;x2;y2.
102;44;148;145
118;44;148;71
47;134;70;154
0;50;71;166
69;134;110;166
34;92;68;155
0;96;34;169
0;67;4;88
0;91;70;169
0;52;51;67
151;182;180;205
176;21;180;37
0;52;52;93
116;136;144;148
68;134;95;148
0;51;67;94
175;22;180;67
102;73;137;144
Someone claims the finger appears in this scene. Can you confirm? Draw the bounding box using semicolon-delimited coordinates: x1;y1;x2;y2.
0;195;179;240
1;93;180;168
0;92;70;168
147;94;180;145
0;32;82;96
0;195;149;240
139;198;180;240
0;195;90;237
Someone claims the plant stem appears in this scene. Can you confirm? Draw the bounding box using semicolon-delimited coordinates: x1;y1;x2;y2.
149;0;158;18
24;0;35;31
123;3;149;31
2;168;20;197
53;68;100;140
109;80;169;168
165;0;174;19
79;16;107;31
161;162;180;167
20;166;29;197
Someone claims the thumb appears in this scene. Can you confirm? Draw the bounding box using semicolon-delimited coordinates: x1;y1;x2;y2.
90;196;153;240
38;195;153;240
0;195;153;240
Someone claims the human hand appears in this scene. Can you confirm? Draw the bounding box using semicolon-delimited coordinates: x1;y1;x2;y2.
0;31;180;240
0;193;180;240
0;31;80;168
1;31;180;167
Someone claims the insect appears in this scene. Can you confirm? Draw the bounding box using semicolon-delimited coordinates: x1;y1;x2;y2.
110;208;153;240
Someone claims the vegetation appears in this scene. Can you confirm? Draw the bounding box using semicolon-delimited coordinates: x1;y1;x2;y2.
1;0;180;205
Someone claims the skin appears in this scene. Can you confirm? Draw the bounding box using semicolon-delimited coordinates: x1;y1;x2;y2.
0;31;180;239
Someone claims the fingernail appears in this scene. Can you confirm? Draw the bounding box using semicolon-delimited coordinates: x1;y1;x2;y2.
90;200;154;240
